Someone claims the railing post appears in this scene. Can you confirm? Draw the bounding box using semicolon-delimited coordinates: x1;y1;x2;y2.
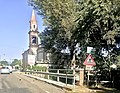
47;67;49;79
48;74;49;80
57;69;59;82
66;69;67;86
40;70;42;77
73;69;76;90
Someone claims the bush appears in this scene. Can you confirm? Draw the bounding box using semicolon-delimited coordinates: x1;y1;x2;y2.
27;65;47;72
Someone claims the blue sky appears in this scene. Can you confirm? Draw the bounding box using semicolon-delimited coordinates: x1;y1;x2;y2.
0;0;44;62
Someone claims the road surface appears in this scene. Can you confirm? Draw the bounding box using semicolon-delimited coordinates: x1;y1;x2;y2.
0;72;65;93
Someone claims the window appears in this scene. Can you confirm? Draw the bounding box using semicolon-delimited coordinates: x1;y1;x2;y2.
33;25;35;29
32;36;37;44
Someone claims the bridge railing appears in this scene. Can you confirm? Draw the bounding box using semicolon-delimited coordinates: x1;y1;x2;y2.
24;69;76;87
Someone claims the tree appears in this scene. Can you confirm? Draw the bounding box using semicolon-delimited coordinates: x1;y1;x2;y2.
29;0;78;33
29;0;80;68
0;60;9;66
74;0;120;70
11;59;21;66
28;0;120;69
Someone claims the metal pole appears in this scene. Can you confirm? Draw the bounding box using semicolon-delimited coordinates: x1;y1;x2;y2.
87;70;90;86
66;69;67;86
47;67;49;79
95;75;98;87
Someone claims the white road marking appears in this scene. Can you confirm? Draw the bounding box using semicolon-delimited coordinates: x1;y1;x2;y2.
3;81;10;89
45;90;50;93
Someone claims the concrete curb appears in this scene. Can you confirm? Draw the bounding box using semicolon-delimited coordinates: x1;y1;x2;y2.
23;74;120;93
23;74;99;93
24;74;73;90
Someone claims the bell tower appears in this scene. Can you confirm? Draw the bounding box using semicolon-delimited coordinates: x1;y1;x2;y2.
29;10;39;55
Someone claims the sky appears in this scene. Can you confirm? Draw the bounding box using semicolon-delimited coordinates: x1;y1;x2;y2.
0;0;44;62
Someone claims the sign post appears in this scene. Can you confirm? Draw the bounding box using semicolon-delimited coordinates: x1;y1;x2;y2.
83;54;96;86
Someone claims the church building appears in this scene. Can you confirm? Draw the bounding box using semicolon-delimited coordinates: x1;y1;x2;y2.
22;10;48;69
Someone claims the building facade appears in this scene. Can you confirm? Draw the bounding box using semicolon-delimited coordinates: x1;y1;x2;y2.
22;10;50;69
22;10;39;68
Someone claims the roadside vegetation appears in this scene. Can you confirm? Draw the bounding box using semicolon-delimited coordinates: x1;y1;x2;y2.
28;0;120;91
28;0;120;70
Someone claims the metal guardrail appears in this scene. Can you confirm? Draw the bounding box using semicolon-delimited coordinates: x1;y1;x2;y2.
24;69;76;87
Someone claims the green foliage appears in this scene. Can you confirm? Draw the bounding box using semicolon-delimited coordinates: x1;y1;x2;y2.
27;65;47;72
0;60;9;66
29;0;78;36
29;0;80;68
116;56;120;64
27;65;32;70
11;59;21;66
72;0;120;70
28;0;120;70
76;0;120;45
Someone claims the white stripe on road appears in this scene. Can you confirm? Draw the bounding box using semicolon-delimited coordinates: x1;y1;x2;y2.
45;90;50;93
3;81;10;89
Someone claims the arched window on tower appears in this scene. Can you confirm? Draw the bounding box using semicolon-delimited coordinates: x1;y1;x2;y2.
32;36;37;44
33;25;35;29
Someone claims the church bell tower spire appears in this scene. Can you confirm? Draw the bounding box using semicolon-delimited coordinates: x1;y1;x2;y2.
30;10;38;31
29;10;39;55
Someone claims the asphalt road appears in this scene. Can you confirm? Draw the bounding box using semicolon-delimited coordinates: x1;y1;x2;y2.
0;72;65;93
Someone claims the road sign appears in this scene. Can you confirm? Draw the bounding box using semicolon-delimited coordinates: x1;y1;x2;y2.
83;54;96;66
87;47;93;53
85;65;94;70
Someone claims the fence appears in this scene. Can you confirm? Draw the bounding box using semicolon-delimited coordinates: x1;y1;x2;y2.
24;69;76;88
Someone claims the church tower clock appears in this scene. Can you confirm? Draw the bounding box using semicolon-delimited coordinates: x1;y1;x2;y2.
29;10;39;55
